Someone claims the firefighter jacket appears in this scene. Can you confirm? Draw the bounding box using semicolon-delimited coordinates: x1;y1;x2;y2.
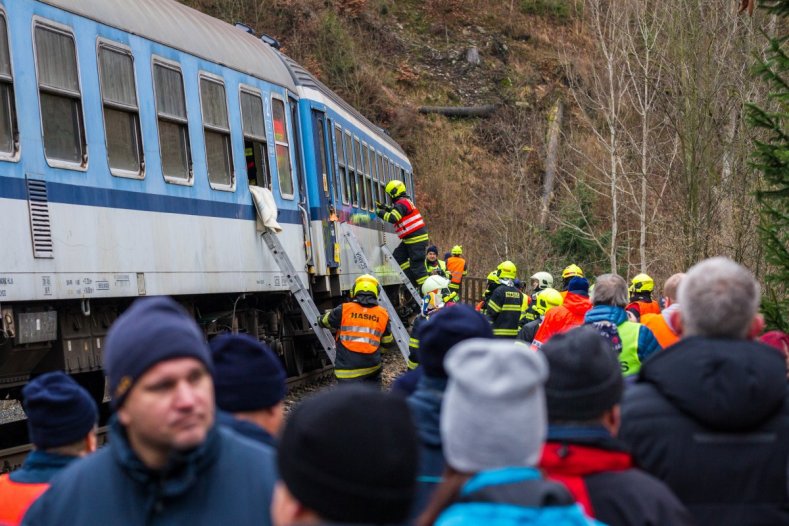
376;195;428;244
531;293;592;349
446;256;467;288
0;450;74;526
425;258;450;278
484;283;528;338
319;293;393;380
584;305;661;376
625;293;660;321
540;426;694;526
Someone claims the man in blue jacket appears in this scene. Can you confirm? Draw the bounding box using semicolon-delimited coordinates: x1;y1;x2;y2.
584;274;661;376
23;297;278;526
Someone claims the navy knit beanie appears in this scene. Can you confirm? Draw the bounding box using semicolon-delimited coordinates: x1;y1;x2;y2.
104;296;212;408
542;326;623;422
567;276;590;296
417;304;493;378
426;245;438;255
23;371;98;449
278;385;418;524
210;333;287;412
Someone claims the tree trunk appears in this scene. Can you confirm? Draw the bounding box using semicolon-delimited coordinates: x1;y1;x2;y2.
540;99;563;228
417;105;497;117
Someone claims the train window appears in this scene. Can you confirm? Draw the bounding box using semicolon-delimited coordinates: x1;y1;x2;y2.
375;153;384;205
272;97;294;198
382;156;391;205
344;132;357;206
34;24;86;167
356;139;367;210
153;61;191;182
199;76;233;189
365;146;374;209
0;14;18;158
334;125;348;204
98;44;143;177
240;89;270;189
289;98;304;197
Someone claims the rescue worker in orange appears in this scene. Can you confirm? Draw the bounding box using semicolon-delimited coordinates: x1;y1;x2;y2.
640;273;685;349
319;274;394;385
0;372;97;526
532;277;592;350
376;180;429;288
625;274;661;321
445;245;468;298
560;264;584;299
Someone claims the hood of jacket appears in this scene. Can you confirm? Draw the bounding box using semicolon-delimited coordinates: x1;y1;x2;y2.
639;336;788;430
407;376;447;448
585;304;627;326
353;292;379;307
563;293;592;318
540;426;632;477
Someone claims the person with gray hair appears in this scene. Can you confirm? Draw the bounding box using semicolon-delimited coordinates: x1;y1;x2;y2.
584;273;661;377
620;257;789;526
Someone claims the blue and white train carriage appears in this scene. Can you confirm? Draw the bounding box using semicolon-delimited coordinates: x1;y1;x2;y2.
0;0;415;398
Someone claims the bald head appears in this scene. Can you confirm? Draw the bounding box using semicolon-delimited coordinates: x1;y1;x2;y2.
677;258;760;340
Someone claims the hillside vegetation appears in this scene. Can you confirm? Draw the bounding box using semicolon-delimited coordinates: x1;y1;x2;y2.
182;0;785;324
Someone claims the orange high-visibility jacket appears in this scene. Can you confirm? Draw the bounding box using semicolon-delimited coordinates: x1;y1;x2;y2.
641;312;679;349
0;475;49;526
446;256;467;285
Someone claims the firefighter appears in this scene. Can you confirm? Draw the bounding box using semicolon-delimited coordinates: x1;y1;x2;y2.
484;261;528;338
446;245;468;299
522;271;554;323
476;270;501;312
560;264;584;298
376;180;429;288
407;275;456;370
424;245;450;279
319;275;393;385
626;273;661;322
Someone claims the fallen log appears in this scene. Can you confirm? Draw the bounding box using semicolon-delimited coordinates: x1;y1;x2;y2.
418;105;498;118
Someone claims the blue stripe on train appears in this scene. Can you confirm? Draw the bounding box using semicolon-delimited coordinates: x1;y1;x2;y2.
0;175;303;224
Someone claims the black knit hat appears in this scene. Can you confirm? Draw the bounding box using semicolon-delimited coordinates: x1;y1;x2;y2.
417;304;493;378
23;371;98;449
542;326;623;421
278;385;419;524
210;333;287;412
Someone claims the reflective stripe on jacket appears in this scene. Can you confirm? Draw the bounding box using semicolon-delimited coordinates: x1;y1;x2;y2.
446;256;467;285
485;285;528;338
391;197;426;239
338;302;389;354
0;475;48;526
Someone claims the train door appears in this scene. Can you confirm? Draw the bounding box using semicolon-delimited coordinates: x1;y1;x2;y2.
311;110;339;269
289;97;314;268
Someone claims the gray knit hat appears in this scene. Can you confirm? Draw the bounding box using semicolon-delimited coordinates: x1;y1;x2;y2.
441;338;548;473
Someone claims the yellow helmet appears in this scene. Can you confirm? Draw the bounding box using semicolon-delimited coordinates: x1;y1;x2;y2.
385;180;407;199
351;274;380;298
535;288;563;316
486;270;500;284
562;264;584;279
629;273;654;294
451;245;463;256
497;260;517;280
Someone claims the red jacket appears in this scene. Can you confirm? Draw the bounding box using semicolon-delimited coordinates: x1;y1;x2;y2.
531;293;591;349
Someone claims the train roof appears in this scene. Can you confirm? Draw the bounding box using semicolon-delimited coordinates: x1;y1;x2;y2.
38;0;297;92
278;53;407;158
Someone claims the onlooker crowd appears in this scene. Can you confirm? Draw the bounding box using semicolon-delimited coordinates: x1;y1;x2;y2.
4;256;787;526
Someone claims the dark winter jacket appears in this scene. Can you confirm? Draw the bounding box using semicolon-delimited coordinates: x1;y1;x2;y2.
484;282;527;338
217;410;277;449
540;426;694;526
434;467;602;526
620;336;789;526
406;375;447;518
9;450;78;484
22;416;278;526
517;318;542;344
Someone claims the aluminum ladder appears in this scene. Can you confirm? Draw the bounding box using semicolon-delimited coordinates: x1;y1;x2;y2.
261;230;337;364
380;244;422;306
339;222;412;363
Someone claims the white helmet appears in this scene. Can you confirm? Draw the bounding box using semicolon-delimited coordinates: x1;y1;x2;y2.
530;271;553;290
421;275;450;296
